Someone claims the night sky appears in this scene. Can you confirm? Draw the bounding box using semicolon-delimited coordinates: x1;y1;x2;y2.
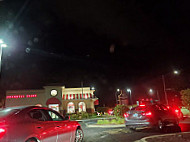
1;0;190;106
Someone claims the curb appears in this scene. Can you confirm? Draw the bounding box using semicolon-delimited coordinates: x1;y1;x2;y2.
135;132;190;142
87;124;125;128
74;117;116;122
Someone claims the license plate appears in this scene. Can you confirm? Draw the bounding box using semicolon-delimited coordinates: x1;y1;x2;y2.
133;113;138;117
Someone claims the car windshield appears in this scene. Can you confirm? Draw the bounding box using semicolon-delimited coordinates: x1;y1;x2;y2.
131;106;148;111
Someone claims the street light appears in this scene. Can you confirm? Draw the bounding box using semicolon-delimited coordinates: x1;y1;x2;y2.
149;89;153;94
148;88;160;102
127;88;133;106
173;70;179;75
115;89;120;105
91;87;95;90
162;70;180;105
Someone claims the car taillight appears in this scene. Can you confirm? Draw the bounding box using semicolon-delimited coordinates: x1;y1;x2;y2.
124;113;129;118
141;111;152;116
175;109;179;113
0;128;6;138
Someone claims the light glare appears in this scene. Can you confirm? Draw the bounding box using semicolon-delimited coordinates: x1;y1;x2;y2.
174;70;179;74
149;89;153;93
1;44;7;48
127;89;131;92
0;39;3;44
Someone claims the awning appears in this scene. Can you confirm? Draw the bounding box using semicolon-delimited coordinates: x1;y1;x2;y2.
94;99;99;105
46;97;61;106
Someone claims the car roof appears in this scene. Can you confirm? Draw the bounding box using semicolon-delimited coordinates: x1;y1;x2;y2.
0;106;48;111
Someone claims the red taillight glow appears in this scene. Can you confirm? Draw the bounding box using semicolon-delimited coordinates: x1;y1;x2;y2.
142;111;152;116
0;128;6;138
167;106;170;109
140;104;145;107
175;109;179;113
124;113;129;118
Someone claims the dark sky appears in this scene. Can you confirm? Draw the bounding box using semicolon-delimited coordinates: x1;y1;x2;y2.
1;0;190;106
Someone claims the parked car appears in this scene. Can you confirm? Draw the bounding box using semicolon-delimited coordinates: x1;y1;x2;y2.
124;103;180;132
0;106;83;142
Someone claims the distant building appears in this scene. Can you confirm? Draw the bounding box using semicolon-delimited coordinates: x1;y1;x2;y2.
5;85;99;114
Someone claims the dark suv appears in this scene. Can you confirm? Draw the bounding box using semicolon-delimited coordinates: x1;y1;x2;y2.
124;104;179;132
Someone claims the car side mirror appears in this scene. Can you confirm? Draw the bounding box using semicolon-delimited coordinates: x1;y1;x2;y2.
65;115;70;120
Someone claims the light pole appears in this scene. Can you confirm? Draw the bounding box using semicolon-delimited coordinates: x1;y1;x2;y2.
115;89;120;105
127;88;133;106
162;70;180;105
0;39;7;73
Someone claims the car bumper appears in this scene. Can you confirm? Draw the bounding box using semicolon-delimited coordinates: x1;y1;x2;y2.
125;118;152;128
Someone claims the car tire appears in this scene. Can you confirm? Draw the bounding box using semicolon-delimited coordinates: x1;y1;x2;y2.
126;126;136;131
158;120;165;132
75;128;84;142
174;124;181;132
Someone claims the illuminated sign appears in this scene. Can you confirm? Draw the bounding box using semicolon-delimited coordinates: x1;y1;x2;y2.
6;94;37;99
51;90;58;96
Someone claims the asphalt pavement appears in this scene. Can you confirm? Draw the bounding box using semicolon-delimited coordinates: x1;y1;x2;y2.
79;117;190;142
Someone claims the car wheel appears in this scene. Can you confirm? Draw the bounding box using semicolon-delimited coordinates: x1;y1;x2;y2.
26;138;38;142
174;124;181;132
158;120;164;132
75;129;83;142
126;126;136;131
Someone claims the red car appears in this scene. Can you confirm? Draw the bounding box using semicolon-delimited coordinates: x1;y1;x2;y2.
0;106;83;142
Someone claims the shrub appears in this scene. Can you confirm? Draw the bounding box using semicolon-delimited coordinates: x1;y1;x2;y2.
181;89;190;111
116;118;125;124
97;118;124;125
111;119;117;124
97;120;104;124
114;105;129;118
70;114;79;120
81;112;89;119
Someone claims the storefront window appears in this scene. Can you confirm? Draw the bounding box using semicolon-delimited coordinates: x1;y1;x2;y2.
67;102;75;113
78;102;86;112
49;104;59;112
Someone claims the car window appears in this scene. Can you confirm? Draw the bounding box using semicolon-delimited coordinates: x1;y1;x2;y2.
153;105;162;111
132;106;147;111
160;105;169;111
28;109;49;121
47;110;64;121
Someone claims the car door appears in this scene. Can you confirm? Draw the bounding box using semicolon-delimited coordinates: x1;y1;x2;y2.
46;109;72;142
28;109;58;142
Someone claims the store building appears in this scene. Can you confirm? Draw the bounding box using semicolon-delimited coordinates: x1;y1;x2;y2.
5;86;99;114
